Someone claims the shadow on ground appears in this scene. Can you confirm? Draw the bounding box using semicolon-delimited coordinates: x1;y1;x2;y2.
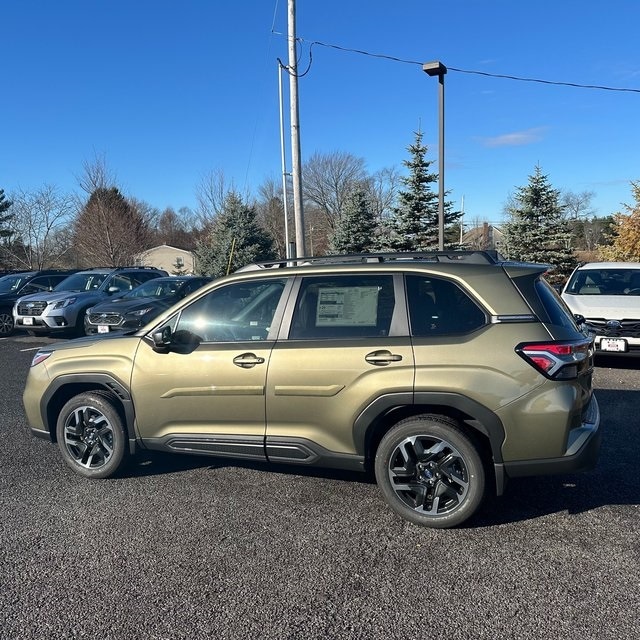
121;387;638;528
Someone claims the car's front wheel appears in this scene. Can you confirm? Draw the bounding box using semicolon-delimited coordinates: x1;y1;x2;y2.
56;392;128;478
0;309;15;336
375;415;485;528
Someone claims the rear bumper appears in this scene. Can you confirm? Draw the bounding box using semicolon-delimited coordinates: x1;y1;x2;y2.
497;394;601;487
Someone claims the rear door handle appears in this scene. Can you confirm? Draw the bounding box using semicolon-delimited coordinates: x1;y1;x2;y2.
365;350;403;366
233;353;266;368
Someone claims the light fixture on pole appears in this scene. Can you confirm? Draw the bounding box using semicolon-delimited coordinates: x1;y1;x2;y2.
422;61;447;251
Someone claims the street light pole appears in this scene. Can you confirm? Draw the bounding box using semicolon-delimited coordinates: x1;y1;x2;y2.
422;61;447;251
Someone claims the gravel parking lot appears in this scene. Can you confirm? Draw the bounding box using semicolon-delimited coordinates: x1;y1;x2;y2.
1;335;639;640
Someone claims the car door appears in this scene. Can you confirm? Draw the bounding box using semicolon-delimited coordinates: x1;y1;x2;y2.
131;277;290;459
265;273;414;466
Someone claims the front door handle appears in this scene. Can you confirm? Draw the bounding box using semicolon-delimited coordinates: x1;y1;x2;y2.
365;350;403;366
233;353;266;368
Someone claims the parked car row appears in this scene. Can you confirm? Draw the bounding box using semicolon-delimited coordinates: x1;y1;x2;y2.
0;267;211;338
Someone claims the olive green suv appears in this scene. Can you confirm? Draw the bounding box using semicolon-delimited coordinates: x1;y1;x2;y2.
22;252;600;528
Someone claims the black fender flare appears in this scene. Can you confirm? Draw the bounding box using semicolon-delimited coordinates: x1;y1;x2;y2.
352;391;505;463
40;373;136;444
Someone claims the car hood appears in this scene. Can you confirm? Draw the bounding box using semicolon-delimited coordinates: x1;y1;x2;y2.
18;290;96;304
36;333;143;363
90;296;168;314
562;293;640;318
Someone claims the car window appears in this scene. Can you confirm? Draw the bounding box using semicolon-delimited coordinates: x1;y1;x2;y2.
406;274;486;336
108;275;136;292
18;276;52;295
180;278;209;297
0;274;29;293
536;278;577;330
131;271;164;286
289;275;395;340
565;267;640;295
54;272;108;292
175;279;286;342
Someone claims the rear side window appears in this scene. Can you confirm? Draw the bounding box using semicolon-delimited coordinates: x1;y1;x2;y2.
536;279;577;330
406;275;486;336
289;275;395;339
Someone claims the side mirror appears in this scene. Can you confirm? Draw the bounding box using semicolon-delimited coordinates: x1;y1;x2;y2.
574;314;585;326
151;325;200;354
151;325;172;353
107;286;121;295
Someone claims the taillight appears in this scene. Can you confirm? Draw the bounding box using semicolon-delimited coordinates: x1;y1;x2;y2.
516;339;592;379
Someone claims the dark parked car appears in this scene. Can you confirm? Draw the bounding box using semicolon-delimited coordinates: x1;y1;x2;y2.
0;270;76;336
84;276;212;335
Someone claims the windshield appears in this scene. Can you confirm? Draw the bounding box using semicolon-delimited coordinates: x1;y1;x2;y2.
565;268;640;296
124;279;184;299
0;274;31;294
54;272;109;292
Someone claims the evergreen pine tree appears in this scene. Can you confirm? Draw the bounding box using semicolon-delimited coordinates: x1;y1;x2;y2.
386;131;460;251
0;189;14;240
329;189;377;254
501;166;576;284
195;191;276;278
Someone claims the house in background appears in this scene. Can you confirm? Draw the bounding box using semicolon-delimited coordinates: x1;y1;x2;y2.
135;244;196;274
461;222;504;252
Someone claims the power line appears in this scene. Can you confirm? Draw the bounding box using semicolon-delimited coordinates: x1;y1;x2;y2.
280;36;640;94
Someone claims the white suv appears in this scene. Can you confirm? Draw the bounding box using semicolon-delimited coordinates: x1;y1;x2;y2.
562;261;640;356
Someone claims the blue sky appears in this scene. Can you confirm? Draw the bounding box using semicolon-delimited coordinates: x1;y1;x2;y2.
3;1;639;224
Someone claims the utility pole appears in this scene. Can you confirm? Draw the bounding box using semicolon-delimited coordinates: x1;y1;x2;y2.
288;0;306;257
278;61;291;258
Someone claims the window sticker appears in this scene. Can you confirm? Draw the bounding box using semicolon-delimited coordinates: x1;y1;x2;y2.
316;287;379;326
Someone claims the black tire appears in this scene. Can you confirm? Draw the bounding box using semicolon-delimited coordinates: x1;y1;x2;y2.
374;414;485;528
56;392;128;478
72;310;89;338
0;310;14;336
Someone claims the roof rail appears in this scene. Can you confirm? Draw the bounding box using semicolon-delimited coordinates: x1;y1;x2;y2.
238;250;505;271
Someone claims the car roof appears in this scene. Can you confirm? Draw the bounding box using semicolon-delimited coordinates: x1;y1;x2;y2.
577;262;640;270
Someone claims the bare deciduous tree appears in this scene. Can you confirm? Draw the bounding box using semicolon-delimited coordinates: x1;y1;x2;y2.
365;166;401;221
77;152;115;195
561;190;595;220
303;151;368;230
195;169;241;231
3;186;75;269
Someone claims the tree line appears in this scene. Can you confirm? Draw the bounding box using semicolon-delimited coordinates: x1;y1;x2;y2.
2;134;639;281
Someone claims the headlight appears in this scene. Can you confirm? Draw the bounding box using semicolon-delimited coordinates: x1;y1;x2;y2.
128;307;153;317
53;297;77;309
86;307;94;315
31;351;51;367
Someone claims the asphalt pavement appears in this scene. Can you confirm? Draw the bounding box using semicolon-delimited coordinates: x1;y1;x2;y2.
1;335;639;640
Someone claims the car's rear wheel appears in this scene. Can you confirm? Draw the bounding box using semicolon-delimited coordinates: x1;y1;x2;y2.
0;310;14;336
375;415;485;528
56;393;127;478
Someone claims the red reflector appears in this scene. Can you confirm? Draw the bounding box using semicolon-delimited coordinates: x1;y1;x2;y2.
529;355;555;372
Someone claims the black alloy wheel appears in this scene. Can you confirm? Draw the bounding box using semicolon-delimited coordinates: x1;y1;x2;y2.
375;415;485;528
56;392;127;478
